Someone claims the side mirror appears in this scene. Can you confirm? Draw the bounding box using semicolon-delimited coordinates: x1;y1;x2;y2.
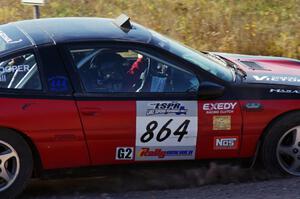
198;81;225;99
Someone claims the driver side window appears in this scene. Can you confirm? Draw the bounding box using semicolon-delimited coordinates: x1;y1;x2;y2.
70;47;199;93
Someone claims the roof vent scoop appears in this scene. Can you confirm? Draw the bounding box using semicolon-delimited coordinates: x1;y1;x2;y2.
114;14;132;32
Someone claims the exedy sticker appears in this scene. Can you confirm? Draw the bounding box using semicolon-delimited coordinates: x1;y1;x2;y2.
203;102;237;114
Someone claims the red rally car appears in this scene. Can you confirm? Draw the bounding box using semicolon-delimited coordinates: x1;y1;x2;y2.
0;14;300;198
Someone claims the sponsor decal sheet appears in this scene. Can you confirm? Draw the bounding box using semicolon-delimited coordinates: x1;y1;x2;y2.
135;101;198;161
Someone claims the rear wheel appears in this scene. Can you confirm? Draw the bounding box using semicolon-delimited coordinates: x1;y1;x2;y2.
261;112;300;176
0;130;33;199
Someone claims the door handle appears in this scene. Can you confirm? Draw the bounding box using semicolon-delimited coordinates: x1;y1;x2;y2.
81;111;98;116
81;108;102;116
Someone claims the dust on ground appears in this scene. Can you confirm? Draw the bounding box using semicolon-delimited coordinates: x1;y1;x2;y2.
19;162;287;199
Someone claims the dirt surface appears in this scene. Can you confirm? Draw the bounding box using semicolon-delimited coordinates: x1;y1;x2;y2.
19;162;297;199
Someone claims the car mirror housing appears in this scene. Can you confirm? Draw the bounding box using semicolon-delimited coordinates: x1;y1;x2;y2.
198;81;225;99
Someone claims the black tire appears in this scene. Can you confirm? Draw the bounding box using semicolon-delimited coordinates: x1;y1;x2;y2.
0;129;33;199
261;112;300;176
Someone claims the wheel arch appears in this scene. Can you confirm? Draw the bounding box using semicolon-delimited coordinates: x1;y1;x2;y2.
260;110;300;142
0;126;43;177
252;109;300;167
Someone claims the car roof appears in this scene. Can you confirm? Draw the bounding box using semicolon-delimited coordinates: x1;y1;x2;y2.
8;17;152;46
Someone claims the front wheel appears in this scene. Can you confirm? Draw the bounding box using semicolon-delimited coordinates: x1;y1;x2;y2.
0;130;33;199
261;112;300;176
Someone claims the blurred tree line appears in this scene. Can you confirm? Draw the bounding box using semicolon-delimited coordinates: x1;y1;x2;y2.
0;0;299;59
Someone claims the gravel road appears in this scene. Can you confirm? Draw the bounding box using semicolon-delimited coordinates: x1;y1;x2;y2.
19;162;298;199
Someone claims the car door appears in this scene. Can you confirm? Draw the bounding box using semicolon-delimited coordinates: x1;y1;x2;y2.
64;42;242;165
0;47;90;169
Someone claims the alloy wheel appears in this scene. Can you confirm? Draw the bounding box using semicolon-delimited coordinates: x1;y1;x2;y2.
0;140;20;192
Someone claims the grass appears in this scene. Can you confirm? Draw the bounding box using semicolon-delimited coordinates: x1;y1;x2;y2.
0;0;299;59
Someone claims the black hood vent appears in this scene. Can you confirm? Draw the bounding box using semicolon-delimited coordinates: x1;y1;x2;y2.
240;61;269;71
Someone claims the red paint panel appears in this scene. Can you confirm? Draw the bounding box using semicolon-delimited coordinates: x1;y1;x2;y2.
76;101;136;165
0;98;90;169
196;100;242;159
7;97;297;169
239;100;300;157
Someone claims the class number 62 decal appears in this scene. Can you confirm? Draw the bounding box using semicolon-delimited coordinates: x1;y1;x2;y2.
116;147;134;160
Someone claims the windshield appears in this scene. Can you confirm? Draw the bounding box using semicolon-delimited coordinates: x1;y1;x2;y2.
0;25;32;55
150;30;233;81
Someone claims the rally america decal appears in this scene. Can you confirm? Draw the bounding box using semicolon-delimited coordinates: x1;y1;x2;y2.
136;101;198;161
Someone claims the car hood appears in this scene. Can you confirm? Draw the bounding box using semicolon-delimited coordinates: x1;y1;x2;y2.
213;52;300;86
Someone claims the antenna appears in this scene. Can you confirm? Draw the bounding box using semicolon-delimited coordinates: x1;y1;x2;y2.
114;14;132;32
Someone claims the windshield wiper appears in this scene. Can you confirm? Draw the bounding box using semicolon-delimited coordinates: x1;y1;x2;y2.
205;52;247;79
233;64;247;78
204;52;228;67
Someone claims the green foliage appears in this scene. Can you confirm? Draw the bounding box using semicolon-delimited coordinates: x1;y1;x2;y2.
1;0;299;58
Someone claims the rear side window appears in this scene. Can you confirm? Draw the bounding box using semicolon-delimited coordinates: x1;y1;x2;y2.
0;53;42;90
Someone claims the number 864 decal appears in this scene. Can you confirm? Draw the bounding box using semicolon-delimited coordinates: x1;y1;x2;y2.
140;119;190;143
136;101;198;161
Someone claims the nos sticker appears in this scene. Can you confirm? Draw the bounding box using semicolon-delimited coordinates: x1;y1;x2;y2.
213;136;239;150
135;101;198;161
